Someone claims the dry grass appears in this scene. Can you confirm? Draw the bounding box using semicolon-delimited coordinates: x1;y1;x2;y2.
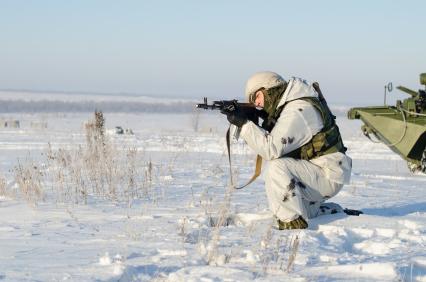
254;218;302;277
0;173;8;198
286;234;300;272
191;108;201;132
11;111;160;207
259;220;275;274
206;185;233;265
13;160;44;207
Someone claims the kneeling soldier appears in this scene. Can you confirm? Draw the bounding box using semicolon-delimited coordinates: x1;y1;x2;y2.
222;71;352;229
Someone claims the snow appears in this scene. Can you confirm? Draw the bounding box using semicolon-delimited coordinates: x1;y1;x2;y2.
0;111;425;281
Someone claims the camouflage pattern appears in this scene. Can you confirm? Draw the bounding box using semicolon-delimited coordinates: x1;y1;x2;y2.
278;216;308;230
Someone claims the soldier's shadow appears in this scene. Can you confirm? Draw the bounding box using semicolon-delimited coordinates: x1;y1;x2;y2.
307;201;426;230
307;213;347;230
361;201;426;217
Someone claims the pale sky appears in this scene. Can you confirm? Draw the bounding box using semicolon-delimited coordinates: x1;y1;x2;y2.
0;0;425;104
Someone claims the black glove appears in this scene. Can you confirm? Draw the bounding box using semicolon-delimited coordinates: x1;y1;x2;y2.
256;109;268;121
220;103;248;128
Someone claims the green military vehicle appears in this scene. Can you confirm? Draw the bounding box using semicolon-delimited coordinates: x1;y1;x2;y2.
348;73;426;173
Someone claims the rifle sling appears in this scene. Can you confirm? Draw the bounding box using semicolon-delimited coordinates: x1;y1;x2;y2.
226;126;262;189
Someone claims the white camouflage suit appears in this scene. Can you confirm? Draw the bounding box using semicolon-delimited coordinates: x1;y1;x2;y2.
234;77;352;223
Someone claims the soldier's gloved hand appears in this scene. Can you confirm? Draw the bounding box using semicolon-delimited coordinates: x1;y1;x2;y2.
256;109;268;121
220;103;248;128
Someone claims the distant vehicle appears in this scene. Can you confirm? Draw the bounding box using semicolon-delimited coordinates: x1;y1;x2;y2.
106;126;134;135
348;73;426;173
0;120;20;128
115;126;124;135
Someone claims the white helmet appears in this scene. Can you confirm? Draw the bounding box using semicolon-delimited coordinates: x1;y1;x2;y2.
245;71;286;102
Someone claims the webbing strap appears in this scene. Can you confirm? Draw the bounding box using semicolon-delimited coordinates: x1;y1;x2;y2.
226;127;262;190
226;127;234;186
235;154;262;189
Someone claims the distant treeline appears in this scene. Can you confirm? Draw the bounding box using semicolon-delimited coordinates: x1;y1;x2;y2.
0;99;194;113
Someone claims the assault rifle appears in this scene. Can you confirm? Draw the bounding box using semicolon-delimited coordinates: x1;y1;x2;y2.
196;97;269;126
196;97;277;131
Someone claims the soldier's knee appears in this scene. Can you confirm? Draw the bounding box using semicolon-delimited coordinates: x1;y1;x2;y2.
265;158;292;180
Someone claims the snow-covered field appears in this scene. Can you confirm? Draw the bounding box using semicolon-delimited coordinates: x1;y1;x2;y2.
0;110;425;281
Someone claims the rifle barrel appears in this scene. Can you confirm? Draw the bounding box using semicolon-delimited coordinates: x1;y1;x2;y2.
196;104;215;109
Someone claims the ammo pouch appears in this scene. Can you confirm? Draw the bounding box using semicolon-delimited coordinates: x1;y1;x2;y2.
298;124;346;160
283;84;347;160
